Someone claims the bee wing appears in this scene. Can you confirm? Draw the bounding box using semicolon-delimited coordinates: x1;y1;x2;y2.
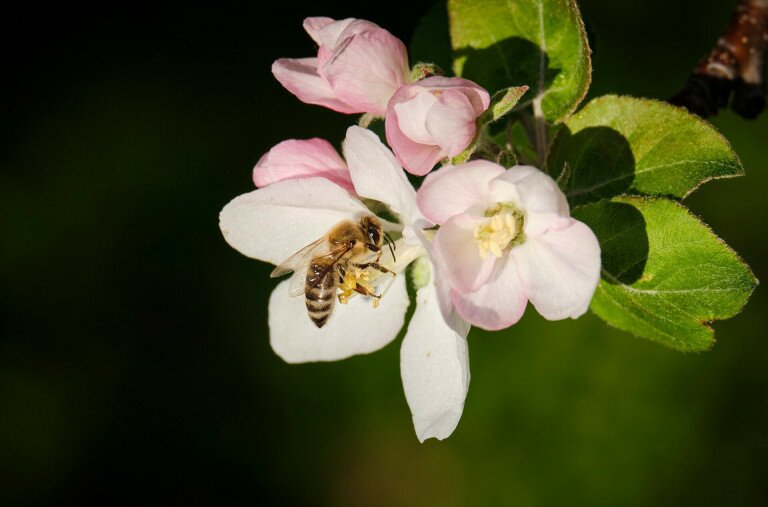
287;244;354;298
270;237;329;279
287;269;310;298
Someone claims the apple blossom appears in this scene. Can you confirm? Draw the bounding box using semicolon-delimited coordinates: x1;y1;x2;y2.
417;161;601;330
252;138;354;192
220;126;471;441
272;17;410;116
385;76;491;176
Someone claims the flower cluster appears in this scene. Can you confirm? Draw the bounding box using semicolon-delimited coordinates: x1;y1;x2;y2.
272;17;489;174
220;17;601;442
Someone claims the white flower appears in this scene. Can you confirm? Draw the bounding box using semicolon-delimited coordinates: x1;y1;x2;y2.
219;126;471;441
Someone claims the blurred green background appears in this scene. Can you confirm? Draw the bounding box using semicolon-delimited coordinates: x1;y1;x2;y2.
1;1;766;505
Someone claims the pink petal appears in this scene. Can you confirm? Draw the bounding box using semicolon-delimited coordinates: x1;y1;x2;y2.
259;138;344;169
302;17;336;45
425;89;478;157
272;57;359;114
253;138;353;192
451;258;527;330
323;28;409;116
393;91;439;144
408;76;490;115
317;18;377;50
316;45;334;72
417;161;506;224
385;106;444;176
511;218;601;320
432;214;497;293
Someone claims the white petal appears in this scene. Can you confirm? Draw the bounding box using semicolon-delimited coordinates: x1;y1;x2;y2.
343;126;419;221
219;177;369;265
524;211;572;238
269;275;409;362
490;165;569;216
410;223;459;325
511;219;601;320
400;280;471;442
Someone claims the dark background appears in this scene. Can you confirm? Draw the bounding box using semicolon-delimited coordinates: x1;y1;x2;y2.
1;1;766;505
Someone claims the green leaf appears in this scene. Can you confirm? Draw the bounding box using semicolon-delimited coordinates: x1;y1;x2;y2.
573;197;757;352
448;0;591;122
411;2;454;75
547;95;744;207
508;120;539;165
480;85;529;124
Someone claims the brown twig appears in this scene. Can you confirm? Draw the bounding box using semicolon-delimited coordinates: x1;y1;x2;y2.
671;0;768;119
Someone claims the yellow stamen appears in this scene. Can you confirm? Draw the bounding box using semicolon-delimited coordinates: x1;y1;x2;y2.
474;205;523;259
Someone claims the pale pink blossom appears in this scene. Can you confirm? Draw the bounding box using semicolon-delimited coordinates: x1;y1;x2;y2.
272;17;410;116
385;77;490;176
221;126;470;442
417;161;601;330
253;138;353;192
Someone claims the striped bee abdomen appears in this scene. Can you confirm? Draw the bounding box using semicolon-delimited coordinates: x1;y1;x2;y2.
305;261;338;328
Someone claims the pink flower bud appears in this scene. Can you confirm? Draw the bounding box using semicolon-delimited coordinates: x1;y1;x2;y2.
385;77;490;176
253;138;353;192
272;17;410;116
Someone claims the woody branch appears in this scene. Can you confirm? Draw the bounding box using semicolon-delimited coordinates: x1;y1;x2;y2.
671;0;768;119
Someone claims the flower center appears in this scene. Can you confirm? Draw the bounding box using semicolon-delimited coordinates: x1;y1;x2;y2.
474;203;524;259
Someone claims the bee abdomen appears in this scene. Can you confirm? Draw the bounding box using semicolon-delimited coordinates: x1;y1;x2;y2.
306;264;337;328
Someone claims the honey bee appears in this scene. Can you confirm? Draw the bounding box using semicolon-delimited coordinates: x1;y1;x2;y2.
270;215;396;328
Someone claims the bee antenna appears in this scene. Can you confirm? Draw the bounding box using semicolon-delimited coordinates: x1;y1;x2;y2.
384;231;396;250
384;231;396;263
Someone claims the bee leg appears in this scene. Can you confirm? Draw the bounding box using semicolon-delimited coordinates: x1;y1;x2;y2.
337;264;346;284
355;262;396;277
352;284;381;308
352;284;379;298
372;262;395;277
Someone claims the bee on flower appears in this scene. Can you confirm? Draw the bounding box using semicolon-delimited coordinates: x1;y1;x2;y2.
222;14;602;442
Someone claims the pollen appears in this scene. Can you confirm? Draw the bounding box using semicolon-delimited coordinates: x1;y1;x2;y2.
337;268;377;306
474;204;524;259
338;272;358;304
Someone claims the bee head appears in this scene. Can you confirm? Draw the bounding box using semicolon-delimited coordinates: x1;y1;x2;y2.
360;215;382;252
